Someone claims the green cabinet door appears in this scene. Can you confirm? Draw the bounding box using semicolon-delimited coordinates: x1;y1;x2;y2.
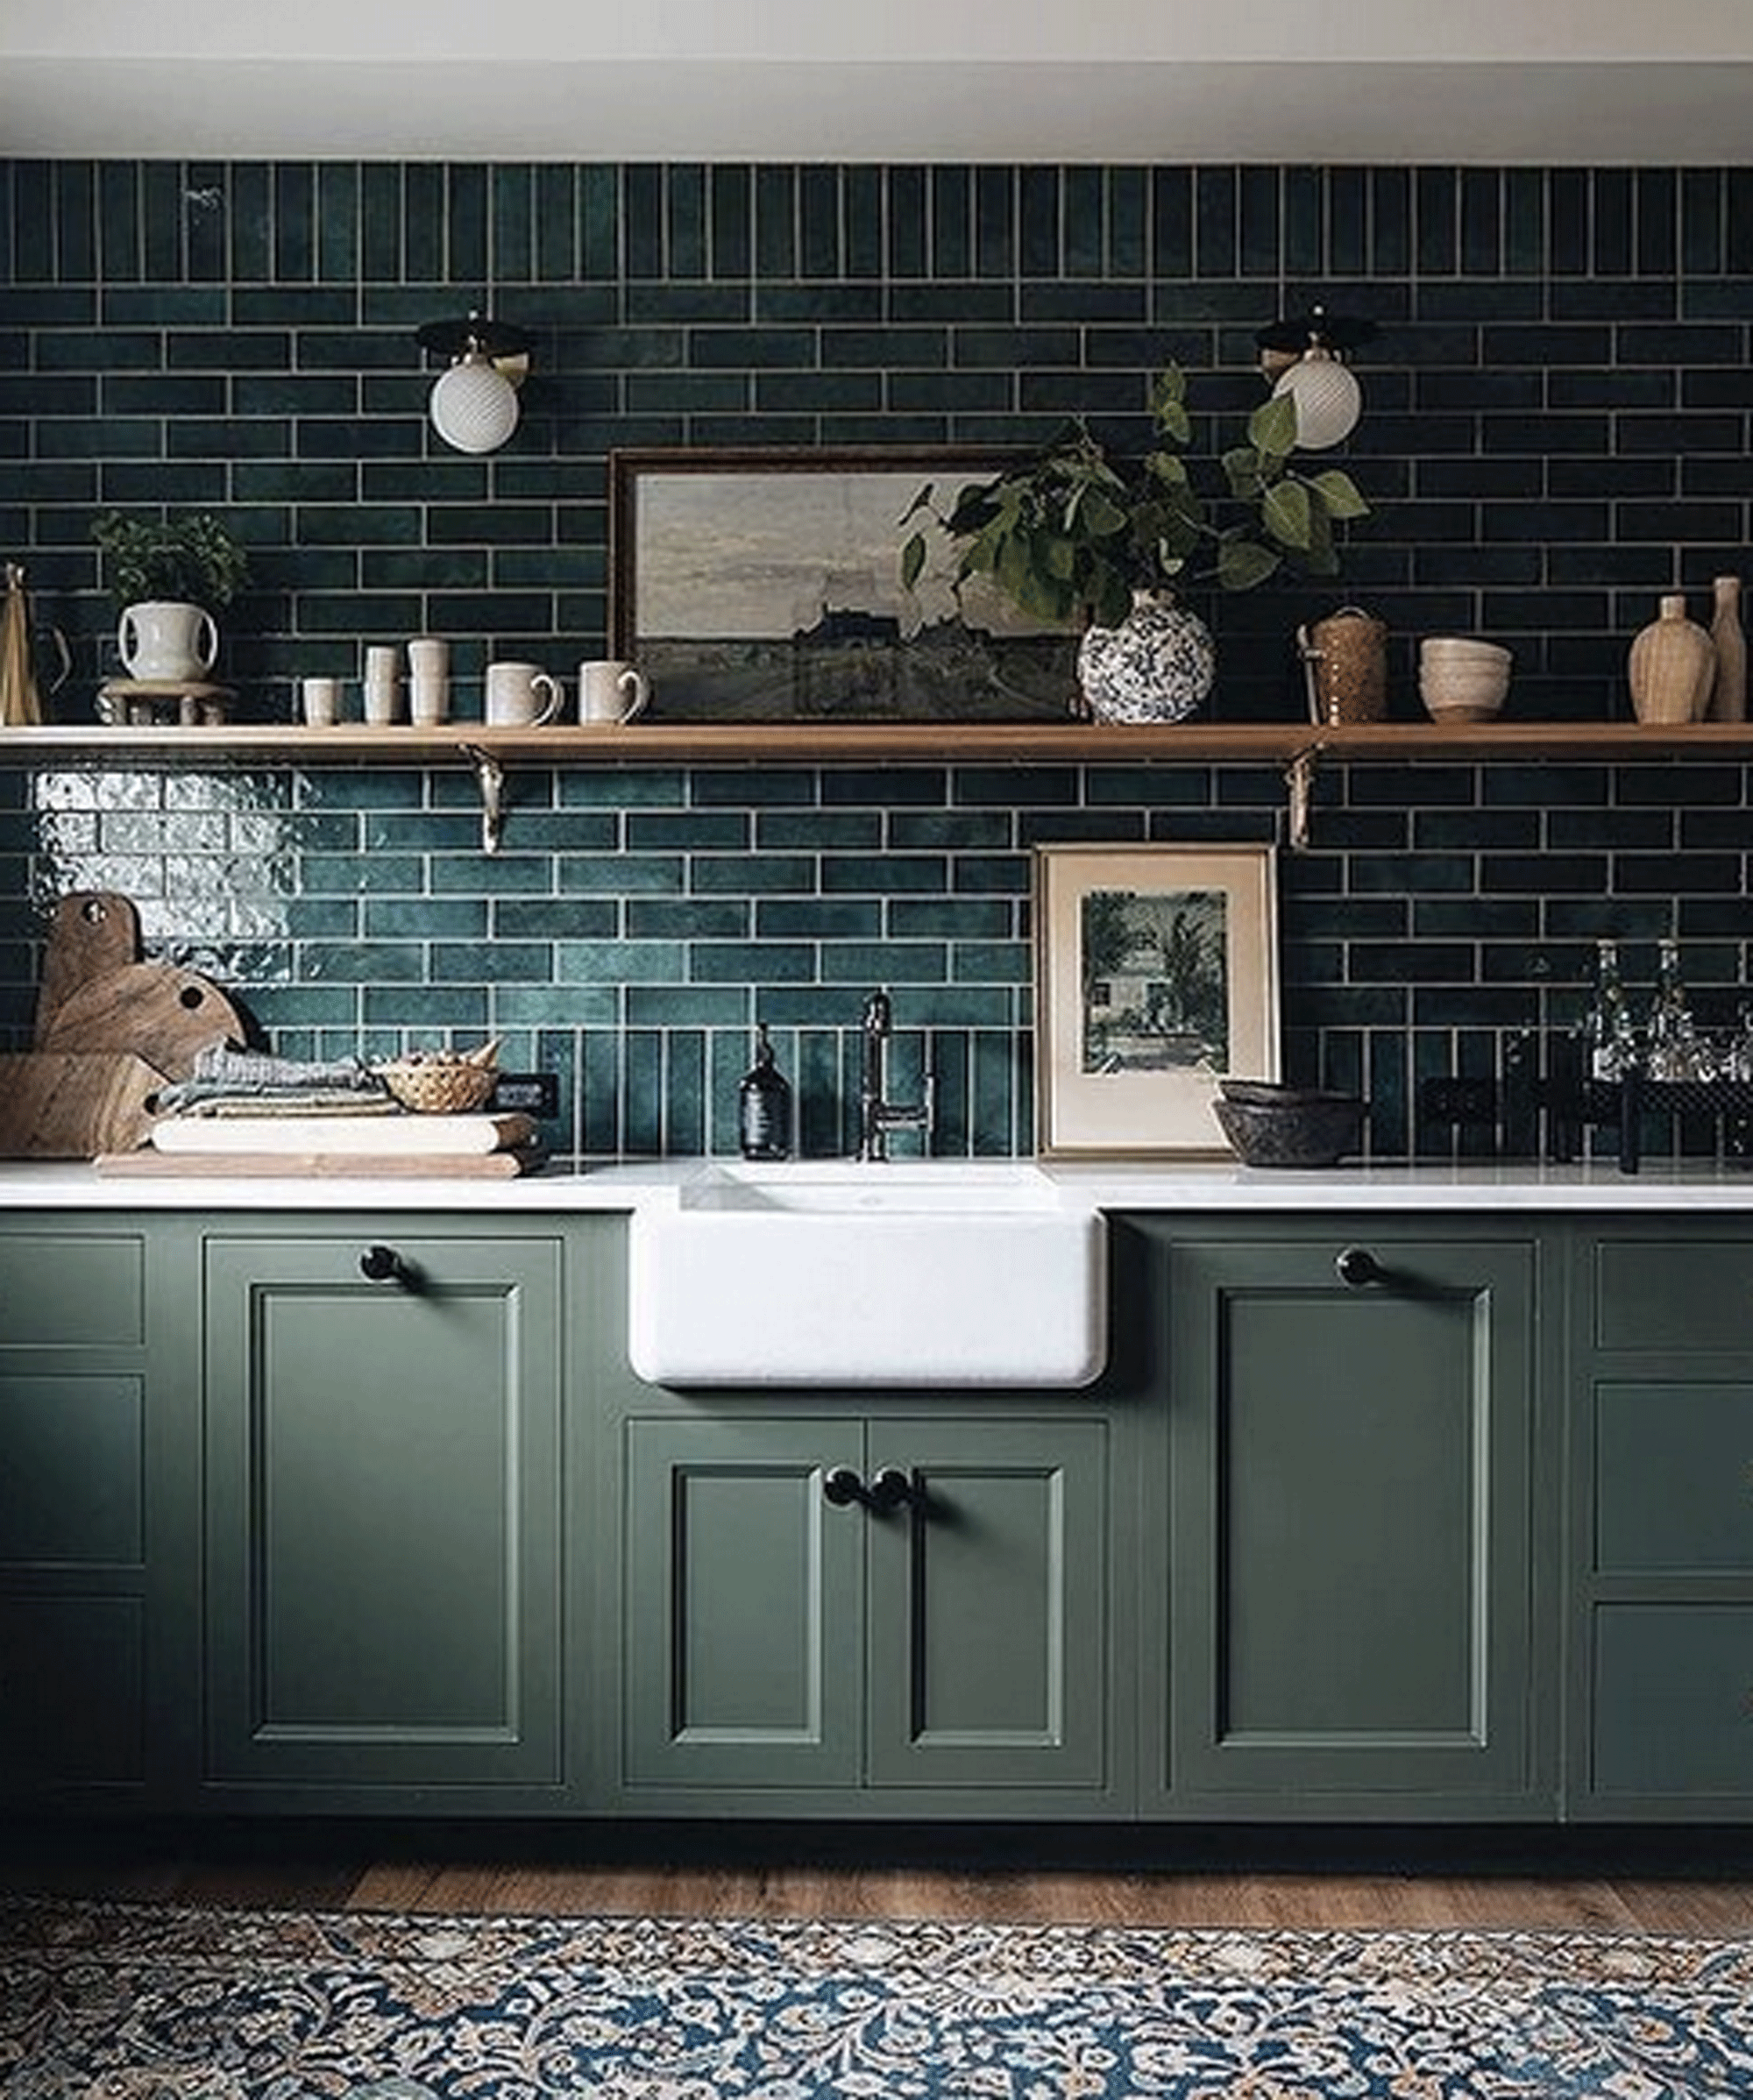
864;1419;1108;1791
1157;1229;1544;1814
622;1417;865;1791
202;1230;564;1798
619;1411;1111;1806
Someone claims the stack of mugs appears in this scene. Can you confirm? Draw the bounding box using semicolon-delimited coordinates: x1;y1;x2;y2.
1417;636;1513;722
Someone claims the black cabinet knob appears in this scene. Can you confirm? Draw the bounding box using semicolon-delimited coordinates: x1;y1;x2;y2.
359;1244;413;1286
1335;1245;1383;1288
822;1465;919;1512
868;1466;917;1513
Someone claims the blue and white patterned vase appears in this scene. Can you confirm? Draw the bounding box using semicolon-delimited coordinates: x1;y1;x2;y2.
1075;589;1215;725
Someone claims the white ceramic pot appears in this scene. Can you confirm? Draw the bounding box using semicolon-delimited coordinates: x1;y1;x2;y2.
118;599;218;683
1075;590;1215;725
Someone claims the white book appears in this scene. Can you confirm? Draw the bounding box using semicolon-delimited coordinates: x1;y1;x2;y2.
151;1110;537;1157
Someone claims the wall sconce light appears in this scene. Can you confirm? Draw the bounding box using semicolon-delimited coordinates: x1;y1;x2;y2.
1254;307;1375;451
415;311;532;455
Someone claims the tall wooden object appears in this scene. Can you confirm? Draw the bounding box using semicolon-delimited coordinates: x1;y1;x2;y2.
1708;573;1747;722
1627;593;1714;724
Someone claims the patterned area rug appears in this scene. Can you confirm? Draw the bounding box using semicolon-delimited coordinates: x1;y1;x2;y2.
1;1898;1750;2097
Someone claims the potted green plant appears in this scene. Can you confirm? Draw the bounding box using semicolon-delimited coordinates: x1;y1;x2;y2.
92;510;250;685
899;365;1369;723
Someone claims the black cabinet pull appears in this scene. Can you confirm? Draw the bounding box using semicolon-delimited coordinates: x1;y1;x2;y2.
1335;1245;1383;1288
359;1244;415;1287
822;1465;866;1508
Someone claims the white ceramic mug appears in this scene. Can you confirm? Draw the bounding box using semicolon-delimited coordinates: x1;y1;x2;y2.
300;675;341;727
578;659;650;725
485;660;563;727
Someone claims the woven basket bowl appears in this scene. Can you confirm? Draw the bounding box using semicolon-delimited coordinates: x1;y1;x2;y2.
380;1058;498;1115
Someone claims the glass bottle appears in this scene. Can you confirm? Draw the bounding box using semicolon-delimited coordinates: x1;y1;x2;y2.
1727;1001;1753;1084
737;1022;792;1161
1582;938;1638;1082
1645;937;1707;1081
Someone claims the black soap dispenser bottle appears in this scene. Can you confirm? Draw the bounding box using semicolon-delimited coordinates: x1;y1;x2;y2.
738;1022;792;1160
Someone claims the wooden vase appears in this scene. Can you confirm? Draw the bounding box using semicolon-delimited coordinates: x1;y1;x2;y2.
1709;573;1747;722
1628;594;1714;725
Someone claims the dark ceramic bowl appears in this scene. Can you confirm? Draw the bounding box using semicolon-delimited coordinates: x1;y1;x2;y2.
1213;1084;1365;1168
1217;1079;1342;1109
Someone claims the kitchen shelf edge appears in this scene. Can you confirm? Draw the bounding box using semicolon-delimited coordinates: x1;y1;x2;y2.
0;721;1748;766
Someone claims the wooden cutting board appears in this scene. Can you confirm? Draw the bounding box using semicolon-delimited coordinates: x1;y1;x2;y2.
38;961;245;1078
33;891;142;1040
149;1110;537;1157
0;1052;168;1157
94;1146;543;1179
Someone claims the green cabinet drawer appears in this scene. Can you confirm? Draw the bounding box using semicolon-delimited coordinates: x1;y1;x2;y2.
0;1594;145;1787
1592;1603;1753;1799
1594;1382;1753;1572
1593;1241;1753;1354
0;1373;144;1568
0;1233;144;1347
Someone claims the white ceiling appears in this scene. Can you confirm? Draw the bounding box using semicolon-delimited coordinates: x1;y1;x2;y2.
4;0;1753;162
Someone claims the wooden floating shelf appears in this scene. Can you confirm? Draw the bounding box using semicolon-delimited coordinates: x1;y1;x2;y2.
2;720;1752;766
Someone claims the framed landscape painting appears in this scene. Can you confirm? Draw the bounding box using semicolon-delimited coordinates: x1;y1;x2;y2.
1034;843;1281;1158
608;447;1079;723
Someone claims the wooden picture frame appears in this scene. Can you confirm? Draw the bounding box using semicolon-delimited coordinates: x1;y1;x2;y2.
607;447;1078;723
1034;843;1281;1158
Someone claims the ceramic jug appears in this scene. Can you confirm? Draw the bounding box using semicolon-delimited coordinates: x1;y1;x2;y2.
118;599;218;684
1298;606;1388;726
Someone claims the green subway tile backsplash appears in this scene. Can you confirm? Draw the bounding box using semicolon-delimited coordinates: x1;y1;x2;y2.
14;742;1717;1163
6;160;1753;1156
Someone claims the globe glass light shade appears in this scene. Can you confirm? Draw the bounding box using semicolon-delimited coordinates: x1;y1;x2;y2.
1271;346;1362;451
429;350;521;454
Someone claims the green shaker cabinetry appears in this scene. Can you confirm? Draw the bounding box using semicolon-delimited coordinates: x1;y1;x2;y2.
612;1408;1119;1813
1572;1229;1753;1817
201;1227;567;1806
1146;1224;1552;1818
0;1218;189;1801
15;1195;1753;1831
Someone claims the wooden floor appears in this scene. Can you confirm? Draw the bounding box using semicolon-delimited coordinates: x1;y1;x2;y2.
5;1821;1753;1934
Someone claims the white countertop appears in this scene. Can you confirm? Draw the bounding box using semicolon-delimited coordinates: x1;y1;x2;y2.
5;1156;1753;1212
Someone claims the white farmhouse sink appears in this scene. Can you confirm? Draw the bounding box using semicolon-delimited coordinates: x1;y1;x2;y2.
627;1162;1108;1387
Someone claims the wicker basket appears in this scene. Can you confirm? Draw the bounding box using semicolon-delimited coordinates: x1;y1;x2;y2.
379;1049;499;1115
